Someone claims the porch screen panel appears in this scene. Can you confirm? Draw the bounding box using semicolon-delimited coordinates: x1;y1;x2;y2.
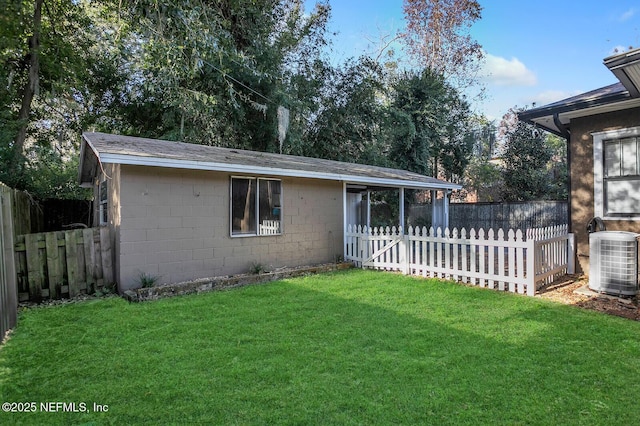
231;178;256;235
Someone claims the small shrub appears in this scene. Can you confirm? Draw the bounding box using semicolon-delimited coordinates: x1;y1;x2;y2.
94;282;117;297
137;272;161;288
250;262;268;274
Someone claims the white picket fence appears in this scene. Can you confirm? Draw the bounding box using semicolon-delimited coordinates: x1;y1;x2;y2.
345;224;575;296
259;220;281;235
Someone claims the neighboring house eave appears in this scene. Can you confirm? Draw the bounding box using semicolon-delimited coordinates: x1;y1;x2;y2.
519;47;640;136
518;90;640;136
604;48;640;97
96;152;462;191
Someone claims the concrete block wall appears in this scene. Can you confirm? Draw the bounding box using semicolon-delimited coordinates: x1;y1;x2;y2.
116;165;343;290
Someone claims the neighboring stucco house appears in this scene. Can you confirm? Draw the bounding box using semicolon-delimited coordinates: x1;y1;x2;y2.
519;47;640;274
78;132;461;291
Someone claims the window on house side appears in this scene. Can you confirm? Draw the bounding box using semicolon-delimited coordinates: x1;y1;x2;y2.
231;177;282;236
99;180;108;225
603;137;640;216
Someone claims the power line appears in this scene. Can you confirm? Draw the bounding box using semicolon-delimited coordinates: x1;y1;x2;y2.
200;58;275;105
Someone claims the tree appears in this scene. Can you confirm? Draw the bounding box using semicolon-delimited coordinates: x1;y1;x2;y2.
401;0;484;90
459;118;503;201
498;107;569;201
500;113;552;201
387;68;473;180
0;0;105;195
118;0;332;152
305;57;388;164
545;133;569;200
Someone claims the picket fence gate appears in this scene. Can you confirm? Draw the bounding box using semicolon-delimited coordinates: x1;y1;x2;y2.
345;224;575;296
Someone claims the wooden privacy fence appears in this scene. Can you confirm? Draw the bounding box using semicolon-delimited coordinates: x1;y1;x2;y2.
409;201;568;232
14;227;114;301
345;224;575;296
1;183;18;341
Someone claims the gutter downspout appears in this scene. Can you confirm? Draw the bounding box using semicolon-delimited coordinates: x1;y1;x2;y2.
553;113;572;233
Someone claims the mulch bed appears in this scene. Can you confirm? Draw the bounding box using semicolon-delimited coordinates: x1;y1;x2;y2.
537;274;640;321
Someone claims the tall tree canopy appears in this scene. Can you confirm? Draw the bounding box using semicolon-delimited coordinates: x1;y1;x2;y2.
0;0;109;197
402;0;483;90
0;0;485;201
118;0;331;152
388;68;473;180
499;109;554;201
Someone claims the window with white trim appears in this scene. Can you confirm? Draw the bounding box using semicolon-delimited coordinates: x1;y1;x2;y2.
231;177;282;236
99;179;108;225
594;126;640;218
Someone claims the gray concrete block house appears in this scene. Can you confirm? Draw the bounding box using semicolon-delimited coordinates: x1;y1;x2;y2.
519;47;640;274
78;132;461;291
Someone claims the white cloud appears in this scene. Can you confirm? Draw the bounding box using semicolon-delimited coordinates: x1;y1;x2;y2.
481;53;537;87
619;8;636;22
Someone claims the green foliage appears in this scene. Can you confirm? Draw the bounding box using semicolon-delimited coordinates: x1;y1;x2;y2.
136;272;161;288
305;57;389;164
388;68;474;179
464;158;503;201
545;133;569;200
0;0;491;201
501;120;553;201
250;262;268;275
93;282;116;297
119;0;331;152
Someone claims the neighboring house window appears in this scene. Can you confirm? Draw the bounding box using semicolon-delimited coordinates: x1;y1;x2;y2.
99;180;108;225
231;177;282;236
593;126;640;218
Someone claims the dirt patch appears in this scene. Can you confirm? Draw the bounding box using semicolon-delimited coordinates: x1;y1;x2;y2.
537;275;640;321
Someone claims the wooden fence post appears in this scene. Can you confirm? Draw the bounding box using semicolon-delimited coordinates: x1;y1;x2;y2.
25;233;44;300
65;230;81;297
45;232;62;299
83;228;96;293
0;184;18;338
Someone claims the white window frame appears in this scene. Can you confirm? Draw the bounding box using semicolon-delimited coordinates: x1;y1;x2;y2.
593;125;640;220
230;176;283;237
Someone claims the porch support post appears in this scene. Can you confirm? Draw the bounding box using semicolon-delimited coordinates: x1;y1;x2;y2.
399;187;405;231
342;182;347;259
431;190;437;231
444;189;450;231
366;190;371;229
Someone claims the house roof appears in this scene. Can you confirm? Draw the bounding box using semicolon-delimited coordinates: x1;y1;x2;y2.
79;132;462;191
518;47;640;137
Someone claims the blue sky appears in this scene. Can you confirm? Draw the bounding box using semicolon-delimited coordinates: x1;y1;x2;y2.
304;0;640;120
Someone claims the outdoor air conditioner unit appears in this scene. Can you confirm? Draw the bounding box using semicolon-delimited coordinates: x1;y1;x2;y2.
589;231;640;296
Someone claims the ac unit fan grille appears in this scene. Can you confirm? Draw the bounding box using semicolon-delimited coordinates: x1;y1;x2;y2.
589;231;639;296
599;240;637;287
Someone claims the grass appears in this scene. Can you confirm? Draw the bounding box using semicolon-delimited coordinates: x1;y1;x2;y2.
1;269;640;425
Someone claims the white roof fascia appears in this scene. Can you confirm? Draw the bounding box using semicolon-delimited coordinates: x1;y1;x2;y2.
98;153;461;191
558;97;640;122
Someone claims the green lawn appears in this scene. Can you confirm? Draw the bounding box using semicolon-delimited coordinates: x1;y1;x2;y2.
1;269;639;425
